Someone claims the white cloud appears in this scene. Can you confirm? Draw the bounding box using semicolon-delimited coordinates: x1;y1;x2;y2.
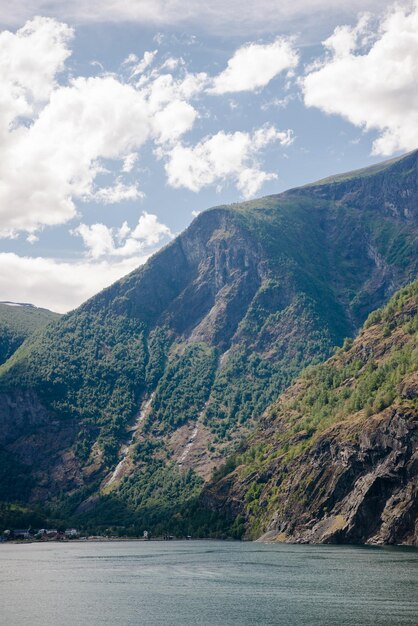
160;125;293;199
0;16;298;240
0;73;154;235
0;252;148;313
140;70;208;108
26;233;39;244
73;223;115;259
127;49;158;77
0;18;206;237
116;221;131;242
261;94;294;110
303;2;418;155
152;99;198;143
73;212;173;259
0;1;395;35
0;16;73;131
131;212;173;245
0;18;73;232
89;181;144;203
236;169;277;199
210;37;298;94
121;152;138;173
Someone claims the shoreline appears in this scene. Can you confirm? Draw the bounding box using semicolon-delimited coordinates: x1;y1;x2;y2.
3;537;417;550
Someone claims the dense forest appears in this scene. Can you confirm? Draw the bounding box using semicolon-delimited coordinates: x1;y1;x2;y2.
0;302;59;366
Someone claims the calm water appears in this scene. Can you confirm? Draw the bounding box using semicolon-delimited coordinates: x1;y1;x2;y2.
0;541;417;625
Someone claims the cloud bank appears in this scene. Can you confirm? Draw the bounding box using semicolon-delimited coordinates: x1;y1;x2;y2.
0;17;295;238
0;253;148;313
303;1;418;155
0;1;395;35
161;126;293;198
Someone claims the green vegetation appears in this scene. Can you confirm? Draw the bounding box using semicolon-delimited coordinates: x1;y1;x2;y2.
73;458;234;537
0;310;149;466
149;342;217;432
0;303;59;365
215;281;418;536
145;326;171;388
0;503;51;532
0;450;34;502
205;292;336;438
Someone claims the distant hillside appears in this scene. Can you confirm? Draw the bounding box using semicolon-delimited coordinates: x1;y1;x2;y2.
204;282;418;545
0;302;60;366
0;149;417;537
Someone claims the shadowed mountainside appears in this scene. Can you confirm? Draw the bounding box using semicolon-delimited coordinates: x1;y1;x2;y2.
0;302;59;366
0;149;417;535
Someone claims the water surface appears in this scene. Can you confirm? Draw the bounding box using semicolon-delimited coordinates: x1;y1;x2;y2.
1;541;417;625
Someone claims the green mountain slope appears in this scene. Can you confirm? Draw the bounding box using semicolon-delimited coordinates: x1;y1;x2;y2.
204;282;418;545
0;302;60;366
0;149;417;532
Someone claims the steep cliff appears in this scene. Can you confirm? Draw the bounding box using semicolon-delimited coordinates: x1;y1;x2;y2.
204;282;418;545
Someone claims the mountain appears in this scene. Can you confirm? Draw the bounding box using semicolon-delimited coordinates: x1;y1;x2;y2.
203;281;418;545
0;149;417;534
0;302;60;366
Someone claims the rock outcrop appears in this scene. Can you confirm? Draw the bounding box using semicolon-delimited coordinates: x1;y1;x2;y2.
203;282;418;545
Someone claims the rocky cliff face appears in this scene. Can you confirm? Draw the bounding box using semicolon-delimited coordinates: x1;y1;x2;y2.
281;407;417;545
84;208;263;343
0;151;417;535
297;149;418;220
203;282;418;545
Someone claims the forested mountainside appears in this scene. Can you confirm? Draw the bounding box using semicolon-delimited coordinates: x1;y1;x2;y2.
0;149;417;535
203;282;418;545
0;302;59;366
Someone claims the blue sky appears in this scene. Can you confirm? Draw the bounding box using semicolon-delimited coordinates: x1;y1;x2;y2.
0;0;417;311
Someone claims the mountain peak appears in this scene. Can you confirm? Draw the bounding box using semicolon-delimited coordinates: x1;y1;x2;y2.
302;148;418;189
0;152;417;540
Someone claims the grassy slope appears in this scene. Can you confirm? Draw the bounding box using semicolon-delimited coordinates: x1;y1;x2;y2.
0;303;59;365
301;151;409;186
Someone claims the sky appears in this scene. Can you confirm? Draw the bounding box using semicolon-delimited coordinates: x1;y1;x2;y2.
0;0;417;312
